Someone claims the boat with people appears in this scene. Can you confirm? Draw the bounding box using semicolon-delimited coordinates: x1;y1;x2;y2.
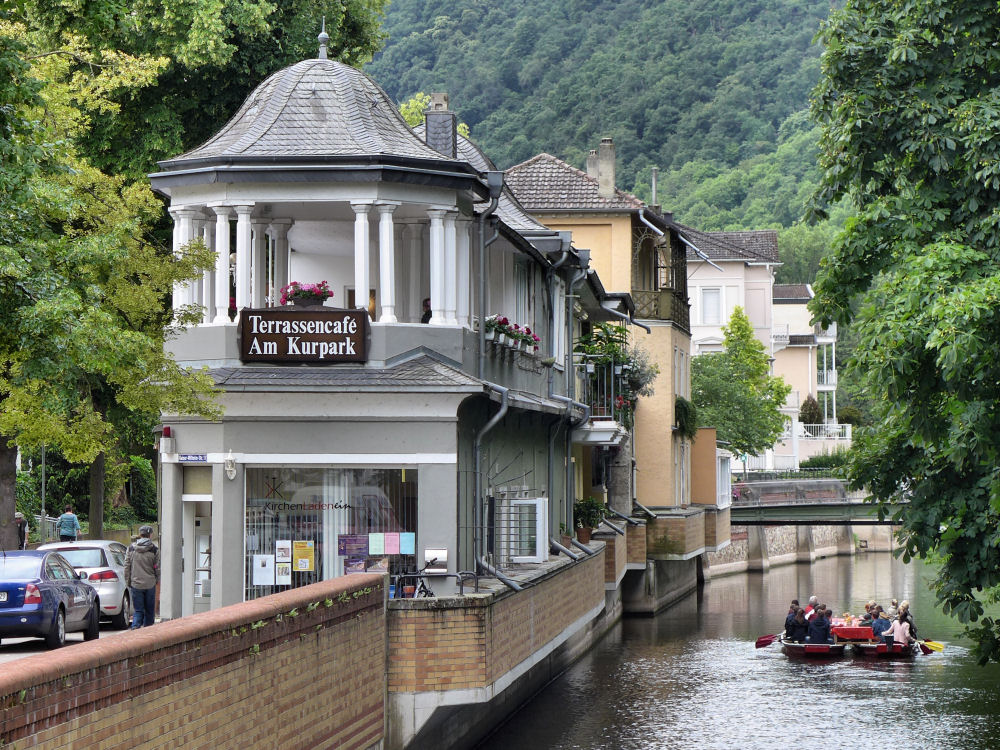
777;636;847;657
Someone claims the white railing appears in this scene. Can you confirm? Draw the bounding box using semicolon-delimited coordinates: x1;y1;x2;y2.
772;323;789;347
817;369;838;387
801;423;851;440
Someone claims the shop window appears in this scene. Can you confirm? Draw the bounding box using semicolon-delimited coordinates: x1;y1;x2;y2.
244;467;416;600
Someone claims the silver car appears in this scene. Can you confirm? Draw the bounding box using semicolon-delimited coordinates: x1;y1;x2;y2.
38;540;133;629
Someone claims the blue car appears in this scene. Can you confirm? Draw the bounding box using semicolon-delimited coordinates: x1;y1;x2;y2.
0;550;100;648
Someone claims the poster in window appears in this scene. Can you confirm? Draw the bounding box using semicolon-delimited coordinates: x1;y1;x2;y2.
252;554;275;585
275;540;292;563
366;556;388;573
293;540;315;571
384;533;400;555
337;534;368;557
368;532;385;555
344;558;366;574
399;532;415;555
275;562;292;585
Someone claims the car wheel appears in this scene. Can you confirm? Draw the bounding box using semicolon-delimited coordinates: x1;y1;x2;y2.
84;602;100;641
46;608;66;649
111;592;132;630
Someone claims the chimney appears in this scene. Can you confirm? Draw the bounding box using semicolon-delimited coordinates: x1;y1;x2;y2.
424;92;457;158
651;166;659;210
586;149;599;179
598;137;615;199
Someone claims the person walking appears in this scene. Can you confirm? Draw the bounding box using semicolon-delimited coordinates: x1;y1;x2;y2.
57;505;81;541
125;525;160;628
14;511;29;550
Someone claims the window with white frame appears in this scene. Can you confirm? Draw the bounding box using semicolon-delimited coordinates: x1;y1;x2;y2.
702;287;722;325
491;487;548;565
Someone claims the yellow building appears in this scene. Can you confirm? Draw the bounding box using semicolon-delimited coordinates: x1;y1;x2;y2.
508;140;728;560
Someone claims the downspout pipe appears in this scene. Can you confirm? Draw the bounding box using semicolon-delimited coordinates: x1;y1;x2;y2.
477;171;504;380
601;300;651;334
474;384;509;577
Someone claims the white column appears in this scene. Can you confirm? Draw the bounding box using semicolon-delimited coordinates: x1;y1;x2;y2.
251;220;269;308
175;208;198;315
190;219;205;311
200;218;214;324
456;216;471;328
234;205;254;313
427;209;447;325
376;202;399;323
405;223;422;322
169;207;183;319
352;202;372;313
269;220;292;306
212;206;232;324
443;210;458;325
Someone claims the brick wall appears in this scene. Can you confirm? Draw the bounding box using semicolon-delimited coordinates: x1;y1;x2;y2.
646;510;706;557
0;575;386;750
592;530;627;585
387;553;604;693
626;522;647;565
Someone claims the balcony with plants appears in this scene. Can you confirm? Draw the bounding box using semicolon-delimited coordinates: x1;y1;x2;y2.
573;323;658;445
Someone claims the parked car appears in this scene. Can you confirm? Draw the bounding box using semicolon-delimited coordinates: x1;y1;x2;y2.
38;540;132;629
0;550;100;648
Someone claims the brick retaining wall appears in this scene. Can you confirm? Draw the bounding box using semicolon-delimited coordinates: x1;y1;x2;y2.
0;575;386;750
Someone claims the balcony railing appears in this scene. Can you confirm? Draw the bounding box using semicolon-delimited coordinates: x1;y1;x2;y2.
576;355;633;429
781;422;852;440
772;323;789;348
632;289;690;329
817;369;838;387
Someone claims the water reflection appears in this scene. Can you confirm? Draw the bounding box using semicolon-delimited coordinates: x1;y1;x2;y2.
478;554;1000;750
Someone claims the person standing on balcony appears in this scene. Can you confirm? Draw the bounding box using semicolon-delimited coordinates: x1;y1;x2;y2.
421;298;431;324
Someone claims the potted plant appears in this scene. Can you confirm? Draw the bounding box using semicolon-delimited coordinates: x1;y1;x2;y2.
559;522;572;548
280;280;334;307
573;496;605;544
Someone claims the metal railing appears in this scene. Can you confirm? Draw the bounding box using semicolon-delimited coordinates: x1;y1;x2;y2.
817;369;838;387
575;355;633;428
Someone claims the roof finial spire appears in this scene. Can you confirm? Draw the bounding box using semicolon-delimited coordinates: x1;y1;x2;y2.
318;17;329;59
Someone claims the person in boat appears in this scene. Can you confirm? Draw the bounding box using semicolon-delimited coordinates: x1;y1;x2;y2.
897;601;918;639
871;609;892;639
804;595;819;620
886;598;899;618
860;600;877;623
784;600;800;633
883;613;915;646
806;607;833;643
785;608;809;643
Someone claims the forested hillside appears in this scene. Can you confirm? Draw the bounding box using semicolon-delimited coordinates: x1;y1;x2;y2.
367;0;846;284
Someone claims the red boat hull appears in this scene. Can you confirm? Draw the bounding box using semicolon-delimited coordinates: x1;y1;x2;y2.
779;638;847;657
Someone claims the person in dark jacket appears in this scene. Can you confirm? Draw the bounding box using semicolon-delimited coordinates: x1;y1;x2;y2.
14;512;29;550
784;601;799;634
125;525;161;628
806;609;832;643
786;608;809;643
870;608;891;639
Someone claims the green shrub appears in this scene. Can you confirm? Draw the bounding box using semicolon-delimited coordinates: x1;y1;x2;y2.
674;396;699;440
799;394;824;424
128;456;157;521
800;448;850;469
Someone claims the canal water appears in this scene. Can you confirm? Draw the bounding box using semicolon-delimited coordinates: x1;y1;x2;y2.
478;552;1000;749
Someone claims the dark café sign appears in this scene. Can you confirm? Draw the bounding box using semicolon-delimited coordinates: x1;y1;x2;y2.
239;308;368;363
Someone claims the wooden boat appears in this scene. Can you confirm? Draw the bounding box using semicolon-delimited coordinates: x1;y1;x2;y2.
851;640;916;658
778;637;847;657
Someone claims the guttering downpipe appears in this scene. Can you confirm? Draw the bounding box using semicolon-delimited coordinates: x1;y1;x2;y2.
477;555;523;591
639;209;664;237
477;171;504;380
474;384;510;582
677;231;724;272
601;301;651;334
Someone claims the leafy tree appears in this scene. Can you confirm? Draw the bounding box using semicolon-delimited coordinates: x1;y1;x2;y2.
798;394;823;425
0;30;220;550
809;1;1000;663
692;307;791;457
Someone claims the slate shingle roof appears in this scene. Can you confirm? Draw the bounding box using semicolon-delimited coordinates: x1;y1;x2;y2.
773;284;812;302
413;125;551;232
210;355;482;390
677;224;779;263
505;153;645;212
164;59;450;165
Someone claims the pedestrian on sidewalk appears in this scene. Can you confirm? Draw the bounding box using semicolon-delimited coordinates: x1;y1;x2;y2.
57;505;80;542
125;525;160;628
